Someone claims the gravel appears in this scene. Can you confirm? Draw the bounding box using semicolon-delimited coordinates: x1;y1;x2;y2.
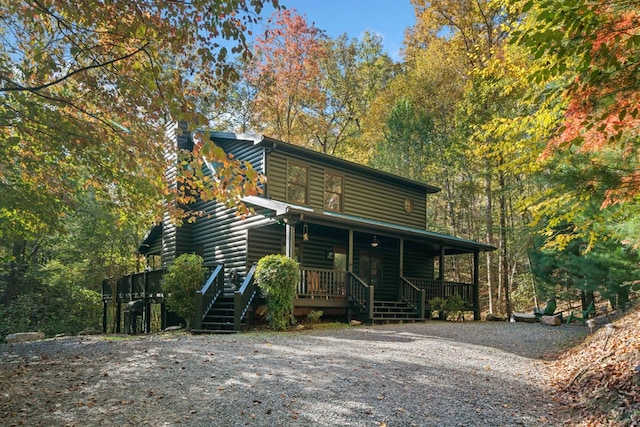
0;321;587;427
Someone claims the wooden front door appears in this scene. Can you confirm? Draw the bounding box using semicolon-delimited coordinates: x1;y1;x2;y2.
359;251;382;287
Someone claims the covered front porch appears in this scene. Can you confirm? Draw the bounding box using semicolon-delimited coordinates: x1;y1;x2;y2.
247;203;493;322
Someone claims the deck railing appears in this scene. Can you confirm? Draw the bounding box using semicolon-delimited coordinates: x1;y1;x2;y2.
194;264;225;330
405;278;474;307
399;276;425;318
347;272;374;321
102;269;164;303
298;268;346;299
234;263;260;332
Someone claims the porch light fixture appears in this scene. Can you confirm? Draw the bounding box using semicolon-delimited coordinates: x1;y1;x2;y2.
303;223;309;241
371;236;379;248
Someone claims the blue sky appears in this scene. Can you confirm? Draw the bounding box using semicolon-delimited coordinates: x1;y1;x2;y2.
265;0;417;61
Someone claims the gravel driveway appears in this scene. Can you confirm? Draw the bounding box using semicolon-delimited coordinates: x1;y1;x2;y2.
0;322;586;427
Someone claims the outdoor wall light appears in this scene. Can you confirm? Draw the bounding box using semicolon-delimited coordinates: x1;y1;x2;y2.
371;236;379;248
303;223;309;241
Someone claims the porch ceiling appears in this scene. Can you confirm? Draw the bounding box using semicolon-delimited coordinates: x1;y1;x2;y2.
244;197;496;254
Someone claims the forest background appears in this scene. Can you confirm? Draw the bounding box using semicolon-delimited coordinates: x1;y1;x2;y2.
1;0;639;336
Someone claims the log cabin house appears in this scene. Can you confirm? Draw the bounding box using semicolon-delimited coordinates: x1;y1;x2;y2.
103;123;495;333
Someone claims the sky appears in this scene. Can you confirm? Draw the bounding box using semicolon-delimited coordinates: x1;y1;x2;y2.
264;0;417;61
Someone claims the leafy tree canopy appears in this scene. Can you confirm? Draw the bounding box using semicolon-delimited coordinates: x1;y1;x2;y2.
513;0;640;206
0;0;278;237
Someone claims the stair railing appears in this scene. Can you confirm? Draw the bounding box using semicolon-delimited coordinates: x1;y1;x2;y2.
346;272;374;321
234;263;259;332
194;264;225;330
399;276;425;319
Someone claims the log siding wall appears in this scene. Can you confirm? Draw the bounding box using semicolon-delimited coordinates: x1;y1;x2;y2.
266;152;427;229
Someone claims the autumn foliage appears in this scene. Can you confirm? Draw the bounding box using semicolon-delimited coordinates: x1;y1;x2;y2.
246;9;328;146
517;0;640;207
550;305;640;425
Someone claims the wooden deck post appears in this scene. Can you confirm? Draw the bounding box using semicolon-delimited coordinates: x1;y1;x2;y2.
367;284;374;321
194;290;203;330
102;302;108;333
115;302;122;333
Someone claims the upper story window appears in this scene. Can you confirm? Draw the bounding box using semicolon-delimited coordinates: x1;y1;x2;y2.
287;163;308;204
324;172;343;211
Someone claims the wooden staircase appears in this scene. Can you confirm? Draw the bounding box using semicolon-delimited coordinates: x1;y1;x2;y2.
194;264;261;334
200;284;238;333
372;300;422;323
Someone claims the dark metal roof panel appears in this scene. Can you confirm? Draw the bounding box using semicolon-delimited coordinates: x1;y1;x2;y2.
243;197;495;253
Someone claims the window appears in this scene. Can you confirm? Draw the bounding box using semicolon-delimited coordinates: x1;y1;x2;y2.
287;163;308;204
324;172;343;211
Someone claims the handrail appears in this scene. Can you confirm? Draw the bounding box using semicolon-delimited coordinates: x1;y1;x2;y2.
399;276;425;319
194;264;225;330
404;277;473;308
234;263;259;332
346;272;374;321
103;269;164;303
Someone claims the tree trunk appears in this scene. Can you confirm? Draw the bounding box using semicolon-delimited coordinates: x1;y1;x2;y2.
484;159;495;313
499;168;511;318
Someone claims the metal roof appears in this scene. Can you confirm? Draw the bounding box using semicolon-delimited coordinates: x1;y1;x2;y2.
209;131;441;194
244;197;495;254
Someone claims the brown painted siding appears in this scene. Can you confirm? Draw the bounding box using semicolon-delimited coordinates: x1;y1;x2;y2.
266;151;427;229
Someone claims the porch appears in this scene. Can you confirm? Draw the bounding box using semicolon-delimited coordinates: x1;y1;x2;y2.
296;267;477;322
103;264;479;334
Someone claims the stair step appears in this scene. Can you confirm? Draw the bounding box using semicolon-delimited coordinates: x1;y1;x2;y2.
374;301;408;306
373;312;416;319
374;307;415;313
191;328;238;334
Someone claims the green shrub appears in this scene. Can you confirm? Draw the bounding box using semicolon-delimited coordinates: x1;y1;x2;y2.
445;295;467;321
445;295;466;312
255;254;299;330
429;297;447;318
307;309;323;326
161;254;206;330
0;282;101;340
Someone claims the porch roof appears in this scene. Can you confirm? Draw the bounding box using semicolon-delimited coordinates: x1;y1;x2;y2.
244;197;496;254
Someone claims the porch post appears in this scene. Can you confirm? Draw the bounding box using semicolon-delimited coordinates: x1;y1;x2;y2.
285;222;296;259
399;238;404;277
348;229;354;272
439;246;445;297
473;250;480;320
